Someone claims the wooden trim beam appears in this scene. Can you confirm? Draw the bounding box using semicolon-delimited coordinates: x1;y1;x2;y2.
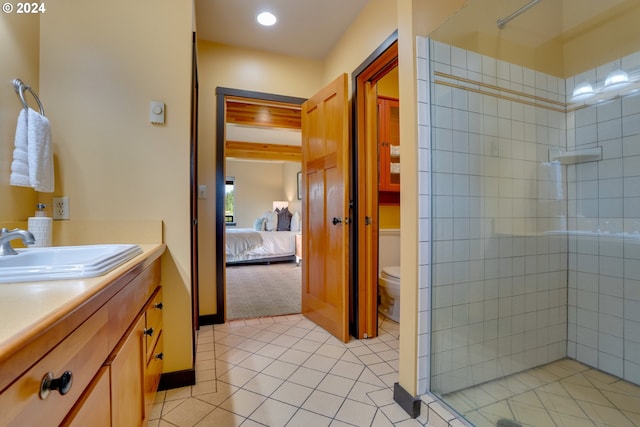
225;141;301;162
226;101;301;130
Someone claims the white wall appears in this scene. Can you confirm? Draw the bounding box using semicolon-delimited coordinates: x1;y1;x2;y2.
226;160;301;228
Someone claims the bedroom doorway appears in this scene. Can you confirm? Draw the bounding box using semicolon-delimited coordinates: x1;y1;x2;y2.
215;88;307;321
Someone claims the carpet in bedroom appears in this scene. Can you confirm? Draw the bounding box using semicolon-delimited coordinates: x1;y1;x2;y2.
226;261;301;319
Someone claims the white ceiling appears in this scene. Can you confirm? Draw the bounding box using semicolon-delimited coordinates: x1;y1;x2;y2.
194;0;369;60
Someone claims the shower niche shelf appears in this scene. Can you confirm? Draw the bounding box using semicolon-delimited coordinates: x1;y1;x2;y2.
549;147;602;165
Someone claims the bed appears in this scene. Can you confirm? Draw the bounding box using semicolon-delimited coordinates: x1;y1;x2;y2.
226;228;298;264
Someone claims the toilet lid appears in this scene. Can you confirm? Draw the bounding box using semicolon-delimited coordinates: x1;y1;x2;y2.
381;266;401;279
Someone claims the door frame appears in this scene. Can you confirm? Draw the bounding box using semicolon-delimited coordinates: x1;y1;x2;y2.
190;32;199;351
351;30;398;339
212;87;306;323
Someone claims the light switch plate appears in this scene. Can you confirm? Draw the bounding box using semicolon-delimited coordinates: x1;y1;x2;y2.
150;101;165;124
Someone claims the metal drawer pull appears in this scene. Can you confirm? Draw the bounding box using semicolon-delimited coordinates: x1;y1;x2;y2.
154;302;163;310
143;327;154;337
155;352;164;360
39;371;73;399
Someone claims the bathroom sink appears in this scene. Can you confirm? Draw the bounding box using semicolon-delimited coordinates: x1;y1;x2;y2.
0;244;143;283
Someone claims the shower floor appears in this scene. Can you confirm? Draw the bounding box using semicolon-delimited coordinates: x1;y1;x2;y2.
442;359;640;427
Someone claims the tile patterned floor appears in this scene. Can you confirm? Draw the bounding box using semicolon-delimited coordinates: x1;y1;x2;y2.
443;358;640;427
149;314;428;427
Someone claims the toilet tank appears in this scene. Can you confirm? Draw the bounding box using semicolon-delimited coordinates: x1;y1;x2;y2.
378;228;400;274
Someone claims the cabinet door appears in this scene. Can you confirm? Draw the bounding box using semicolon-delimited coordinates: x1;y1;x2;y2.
378;97;400;193
61;367;111;427
110;315;145;427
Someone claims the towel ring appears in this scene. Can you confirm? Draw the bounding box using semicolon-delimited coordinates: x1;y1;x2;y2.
13;78;45;116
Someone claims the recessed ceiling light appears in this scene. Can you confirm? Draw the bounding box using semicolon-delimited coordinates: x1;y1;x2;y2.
257;11;277;26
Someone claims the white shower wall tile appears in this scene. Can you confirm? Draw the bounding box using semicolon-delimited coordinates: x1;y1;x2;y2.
416;36;432;396
421;33;640;407
422;39;569;396
566;65;640;384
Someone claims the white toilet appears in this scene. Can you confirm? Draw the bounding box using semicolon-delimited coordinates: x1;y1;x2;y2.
378;266;401;322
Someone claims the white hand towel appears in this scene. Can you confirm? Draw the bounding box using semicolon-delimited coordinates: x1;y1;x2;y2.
9;109;30;187
27;108;54;192
390;162;401;174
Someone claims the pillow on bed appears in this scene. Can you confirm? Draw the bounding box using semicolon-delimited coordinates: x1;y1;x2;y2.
264;210;278;231
276;207;293;231
253;216;265;231
290;211;300;232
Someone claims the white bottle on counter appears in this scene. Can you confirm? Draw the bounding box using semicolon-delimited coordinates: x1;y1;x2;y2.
28;203;52;247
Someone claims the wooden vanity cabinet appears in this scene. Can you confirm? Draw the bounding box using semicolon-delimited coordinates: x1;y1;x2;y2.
144;289;164;418
0;307;110;426
0;250;164;427
106;266;163;427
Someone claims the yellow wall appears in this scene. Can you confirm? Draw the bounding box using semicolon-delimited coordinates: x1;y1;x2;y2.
0;13;39;221
378;67;399;99
323;0;398;87
562;0;640;77
379;205;401;229
425;0;640;79
39;0;194;373
397;0;467;395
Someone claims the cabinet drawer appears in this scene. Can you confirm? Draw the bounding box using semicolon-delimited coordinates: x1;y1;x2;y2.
0;308;109;427
145;287;163;363
107;259;161;352
145;332;163;419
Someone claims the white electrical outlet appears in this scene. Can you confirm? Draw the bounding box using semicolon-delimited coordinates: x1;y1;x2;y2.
53;196;70;220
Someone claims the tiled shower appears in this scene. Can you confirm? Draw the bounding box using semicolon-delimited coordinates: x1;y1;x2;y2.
416;32;640;425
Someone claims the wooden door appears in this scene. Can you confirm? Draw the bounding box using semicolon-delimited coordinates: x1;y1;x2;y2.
355;38;398;339
301;73;350;342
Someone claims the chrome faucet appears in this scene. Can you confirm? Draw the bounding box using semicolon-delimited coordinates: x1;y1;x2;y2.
0;228;35;255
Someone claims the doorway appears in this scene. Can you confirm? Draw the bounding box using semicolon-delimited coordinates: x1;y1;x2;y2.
214;33;399;340
353;33;399;339
214;88;306;321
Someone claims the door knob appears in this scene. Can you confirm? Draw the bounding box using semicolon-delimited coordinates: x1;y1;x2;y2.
40;371;73;399
332;217;342;225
